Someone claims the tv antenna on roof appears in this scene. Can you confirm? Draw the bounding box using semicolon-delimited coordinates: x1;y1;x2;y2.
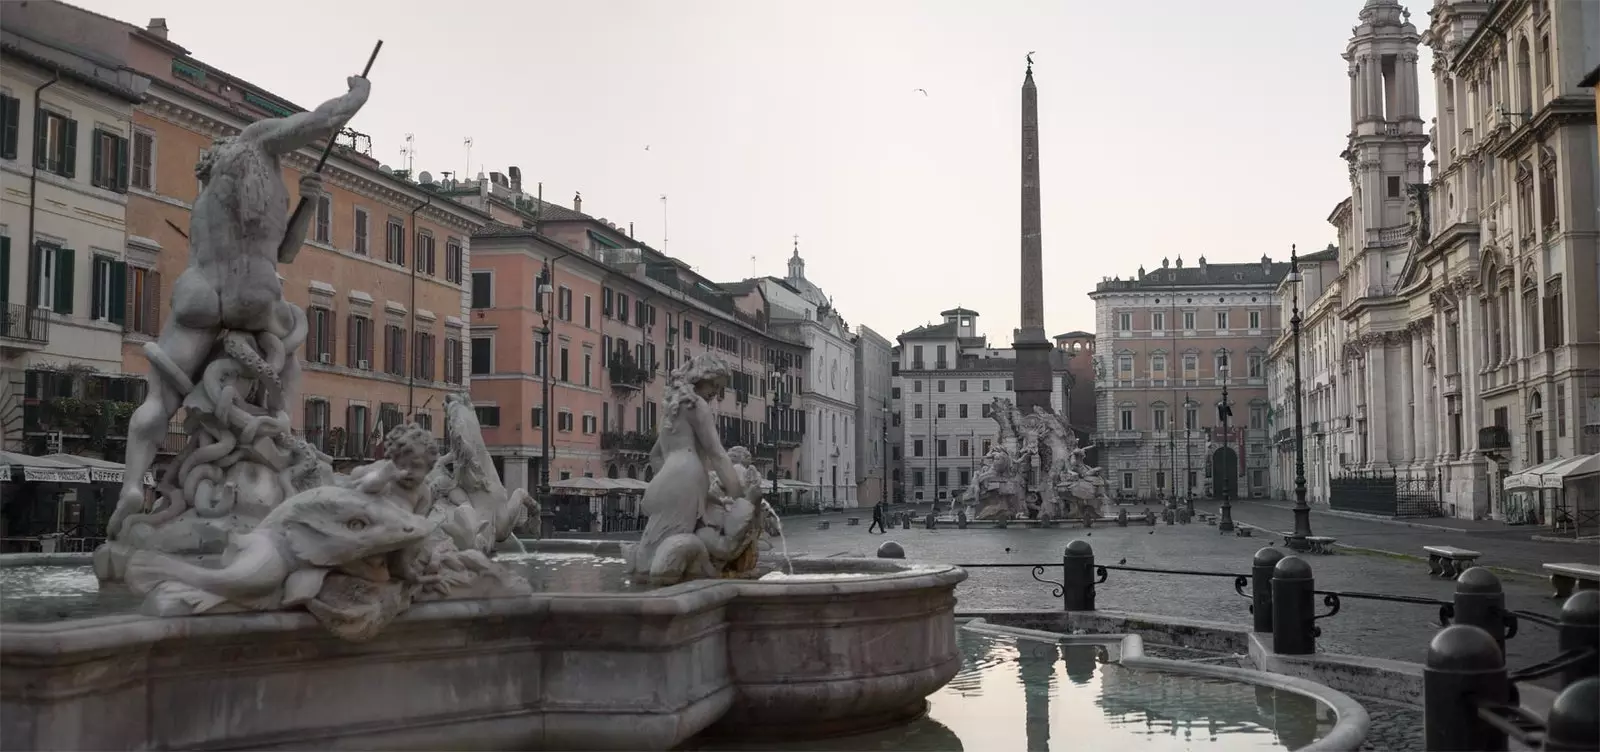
401;133;415;175
463;136;474;179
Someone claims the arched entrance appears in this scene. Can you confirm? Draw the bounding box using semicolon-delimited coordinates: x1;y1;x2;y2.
1211;446;1239;501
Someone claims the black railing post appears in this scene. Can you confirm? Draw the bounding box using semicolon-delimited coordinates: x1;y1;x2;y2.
1558;590;1599;688
1271;556;1315;655
1062;539;1095;612
1544;677;1599;752
1252;547;1284;633
1424;624;1508;752
1454;567;1509;653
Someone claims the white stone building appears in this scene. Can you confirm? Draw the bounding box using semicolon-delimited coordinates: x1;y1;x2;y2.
1266;0;1599;530
1;10;151;452
854;325;893;505
760;246;859;507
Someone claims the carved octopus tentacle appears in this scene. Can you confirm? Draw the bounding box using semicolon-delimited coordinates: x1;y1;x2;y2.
258;330;287;380
224;332;281;398
182;463;224;509
119;491;189;532
194;478;237;518
179;426;236;483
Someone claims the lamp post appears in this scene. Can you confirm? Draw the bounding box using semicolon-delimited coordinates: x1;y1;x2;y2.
1218;356;1235;532
1286;244;1314;551
880;400;890;508
1184;394;1194;516
537;260;553;500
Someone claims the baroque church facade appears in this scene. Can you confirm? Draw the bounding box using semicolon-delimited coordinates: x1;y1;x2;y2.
1267;0;1599;526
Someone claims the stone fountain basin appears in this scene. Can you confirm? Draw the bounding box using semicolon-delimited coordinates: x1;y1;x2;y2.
0;545;964;751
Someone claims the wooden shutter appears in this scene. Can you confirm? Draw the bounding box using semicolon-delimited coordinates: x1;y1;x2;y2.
0;236;9;306
327;309;337;363
115;135;130;192
53;247;73;314
61;119;77;178
91;131;104;187
109;261;126;326
346;314;357;366
145;270;162;336
0;96;17;160
122;262;135;331
32;110;47;170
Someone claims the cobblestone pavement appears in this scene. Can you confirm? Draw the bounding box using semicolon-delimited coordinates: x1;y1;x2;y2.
774;514;1568;669
1195;500;1599;576
1354;697;1425;752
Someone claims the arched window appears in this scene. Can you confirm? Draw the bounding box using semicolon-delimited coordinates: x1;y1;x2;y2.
607;464;619;479
626;465;638;480
1515;36;1533;115
1530;390;1543;413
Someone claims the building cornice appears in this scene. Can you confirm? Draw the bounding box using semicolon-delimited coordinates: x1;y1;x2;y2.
140;83;490;235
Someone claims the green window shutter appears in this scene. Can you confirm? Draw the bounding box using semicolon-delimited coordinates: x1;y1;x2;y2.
33;110;47;170
26;242;41;308
91;130;104;186
54;247;74;314
0;236;10;306
0;96;17;160
109;261;127;325
62;119;77;178
90;256;104;319
115;135;130;192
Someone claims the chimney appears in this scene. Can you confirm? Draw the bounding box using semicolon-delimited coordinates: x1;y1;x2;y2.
147;18;169;39
508;166;522;193
1198;255;1208;273
1161;256;1169;269
1137;265;1146;279
1261;254;1272;274
573;192;582;214
1175;254;1184;268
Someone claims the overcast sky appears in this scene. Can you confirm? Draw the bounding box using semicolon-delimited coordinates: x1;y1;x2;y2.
80;0;1435;343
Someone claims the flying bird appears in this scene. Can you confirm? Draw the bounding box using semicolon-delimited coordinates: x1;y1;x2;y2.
644;145;650;151
914;88;928;96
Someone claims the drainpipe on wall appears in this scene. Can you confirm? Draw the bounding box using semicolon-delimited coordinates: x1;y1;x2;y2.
406;195;432;416
25;72;62;311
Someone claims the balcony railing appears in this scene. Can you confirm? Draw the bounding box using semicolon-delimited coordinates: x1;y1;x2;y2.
0;304;49;344
911;360;925;370
766;428;803;446
608;355;651;390
644;265;735;314
601;431;656;454
935;360;948;370
772;389;793;407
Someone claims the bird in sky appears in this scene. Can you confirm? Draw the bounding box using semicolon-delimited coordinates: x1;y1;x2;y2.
644;145;651;151
914;88;928;96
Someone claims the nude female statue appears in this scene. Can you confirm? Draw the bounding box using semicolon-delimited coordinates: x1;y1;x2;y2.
110;77;370;533
626;354;743;579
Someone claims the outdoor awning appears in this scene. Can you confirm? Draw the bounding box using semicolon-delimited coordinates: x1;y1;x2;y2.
612;478;650;493
550;476;621;495
1505;454;1600;490
776;479;816;491
0;452;156;485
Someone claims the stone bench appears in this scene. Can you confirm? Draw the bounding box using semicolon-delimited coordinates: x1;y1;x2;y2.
846;517;860;526
1543;562;1600;599
816;521;830;531
1424;545;1482;579
1306;536;1338;554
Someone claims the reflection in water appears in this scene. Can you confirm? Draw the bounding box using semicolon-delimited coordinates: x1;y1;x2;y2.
690;628;1333;751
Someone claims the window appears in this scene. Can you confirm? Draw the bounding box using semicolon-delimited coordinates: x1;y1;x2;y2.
345;404;370;458
1155;471;1166;492
313;195;331;243
130;130;153;190
307;306;335;363
617;293;630;323
558;411;575;432
414;231;435;275
959;439;970;457
558;286;573;321
982;379;991;391
444;336;462;384
0;95;20;160
304;399;331;451
125;266;161;336
583;295;593;327
913;403;923;419
476;405;500;427
1183;311;1195;330
35;110;77;178
1122;472;1134;490
412;331;435;380
1005;379;1013;390
385;218;405;265
937;404;946;419
937;380;945;393
912;380;922;393
90;255;126;324
959;380;967;392
1151;354;1166;375
1250;470;1265;489
1248;355;1263;378
891;386;901;399
445;239;463;283
353;208;370;255
1152;312;1164;331
1386;175;1401;198
937;439;947;457
583;350;593;387
383;324;407;376
346;314;373;368
470;271;492;309
89;129;128;192
959;404;969;419
470;336;492;375
531;407;544;428
1185;406;1197;430
1248;310;1261;329
1184;353;1198;374
913;440;924;457
913;470;925;488
31;243;73;314
1118;312;1132;331
1216;311;1229;330
559;345;570;382
1119;409;1134;431
1153;408;1167;431
1117;355;1133;375
1250;406;1265;430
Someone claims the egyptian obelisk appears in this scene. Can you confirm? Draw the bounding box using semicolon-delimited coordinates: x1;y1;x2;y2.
1013;55;1054;414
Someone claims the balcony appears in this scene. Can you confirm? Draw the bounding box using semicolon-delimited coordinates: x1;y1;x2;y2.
1478;426;1511;452
766;428;803;447
911;360;925;370
1;304;49;346
1099;430;1141;445
608;354;652;390
644;265;735;314
601;431;656;454
1443;372;1461;397
772;389;793;407
935;360;948;370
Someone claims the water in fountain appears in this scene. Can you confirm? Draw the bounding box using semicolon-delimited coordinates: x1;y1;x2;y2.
760;500;793;575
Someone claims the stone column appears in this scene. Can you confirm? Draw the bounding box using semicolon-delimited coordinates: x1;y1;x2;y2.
1403;335;1417;464
1400;51;1420;120
1368;57;1385;119
1460;299;1483;458
1019;639;1059;750
1369;345;1390;466
1349;65;1361;126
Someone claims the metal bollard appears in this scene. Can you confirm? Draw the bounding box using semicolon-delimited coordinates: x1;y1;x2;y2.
1544;677;1599;752
1454;567;1509;653
1424;624;1509;752
1252;547;1285;633
1558;589;1599;688
876;541;905;559
1271;556;1316;655
1062;539;1095;612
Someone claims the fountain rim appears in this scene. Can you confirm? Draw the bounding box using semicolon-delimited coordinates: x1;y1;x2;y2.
959;619;1372;752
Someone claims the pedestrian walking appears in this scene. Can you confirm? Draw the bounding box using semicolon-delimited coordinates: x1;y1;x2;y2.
868;502;887;534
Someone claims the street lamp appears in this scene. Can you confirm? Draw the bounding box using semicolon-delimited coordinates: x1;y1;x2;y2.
537;261;553;500
1286;244;1315;551
1217;355;1235;532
